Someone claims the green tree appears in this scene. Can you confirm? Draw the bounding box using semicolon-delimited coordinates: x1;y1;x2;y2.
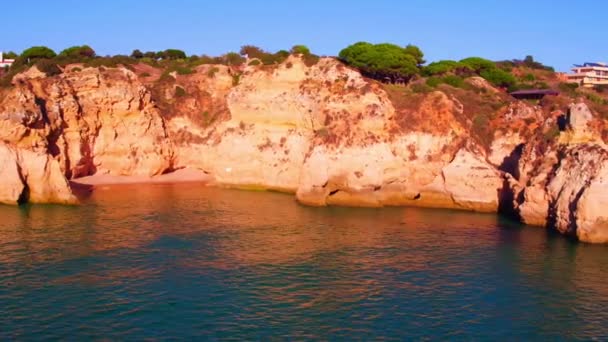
162;49;187;60
222;52;245;66
2;51;18;59
480;68;517;88
35;59;62;76
59;45;96;59
290;45;311;55
143;51;157;59
404;44;425;65
423;60;462;76
339;42;421;83
459;57;496;73
131;49;144;59
239;45;266;59
21;46;56;61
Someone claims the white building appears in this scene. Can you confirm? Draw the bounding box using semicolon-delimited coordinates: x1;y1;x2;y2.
0;52;15;68
565;62;608;87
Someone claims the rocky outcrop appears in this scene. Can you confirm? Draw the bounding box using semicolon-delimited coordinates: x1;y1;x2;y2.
161;58;503;211
0;143;76;205
510;103;608;243
0;67;174;203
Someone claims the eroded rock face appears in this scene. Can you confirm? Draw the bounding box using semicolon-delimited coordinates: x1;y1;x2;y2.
0;143;76;205
162;57;503;211
0;144;25;205
0;67;174;204
1;61;607;243
510;103;608;243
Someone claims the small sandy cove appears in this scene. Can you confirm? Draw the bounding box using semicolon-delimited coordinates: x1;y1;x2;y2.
70;168;213;187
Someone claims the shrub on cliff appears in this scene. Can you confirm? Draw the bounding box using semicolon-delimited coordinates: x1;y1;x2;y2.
35;59;62;76
143;51;157;59
158;49;187;60
479;68;516;89
459;57;496;73
423;60;472;76
85;55;136;69
59;45;96;59
239;45;266;59
403;44;425;66
21;46;57;61
290;45;311;55
424;60;459;76
2;51;18;59
221;52;246;66
175;86;186;97
130;49;144;59
338;42;422;83
290;45;319;66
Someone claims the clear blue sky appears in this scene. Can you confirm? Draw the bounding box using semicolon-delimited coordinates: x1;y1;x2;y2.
3;0;606;71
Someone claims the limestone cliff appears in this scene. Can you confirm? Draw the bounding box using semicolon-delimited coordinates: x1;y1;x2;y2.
509;103;608;243
0;57;607;243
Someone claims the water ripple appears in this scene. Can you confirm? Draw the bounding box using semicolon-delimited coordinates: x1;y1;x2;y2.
0;185;607;339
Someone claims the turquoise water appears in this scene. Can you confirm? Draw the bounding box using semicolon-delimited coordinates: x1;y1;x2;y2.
0;184;607;340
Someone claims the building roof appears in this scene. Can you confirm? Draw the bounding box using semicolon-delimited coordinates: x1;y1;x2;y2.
574;62;607;68
509;89;559;96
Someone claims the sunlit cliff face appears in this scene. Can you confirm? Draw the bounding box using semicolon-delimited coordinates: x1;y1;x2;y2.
1;57;608;242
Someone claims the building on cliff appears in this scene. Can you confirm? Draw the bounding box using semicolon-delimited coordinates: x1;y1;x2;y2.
565;62;608;87
0;52;15;69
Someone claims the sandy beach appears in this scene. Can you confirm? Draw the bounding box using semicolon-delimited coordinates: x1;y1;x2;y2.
70;168;213;187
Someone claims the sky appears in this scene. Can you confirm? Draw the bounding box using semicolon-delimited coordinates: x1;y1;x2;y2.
2;0;606;71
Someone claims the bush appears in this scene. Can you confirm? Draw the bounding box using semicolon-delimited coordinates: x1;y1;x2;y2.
71;67;82;72
442;75;465;88
59;45;96;59
459;57;496;73
523;73;535;81
339;42;422;83
480;68;516;88
586;92;608;105
232;73;241;86
290;45;311;55
21;46;56;60
559;82;579;92
175;86;186;97
426;77;442;87
2;51;18;59
131;49;144;59
423;60;459;76
140;72;151;77
35;59;62;76
173;66;194;75
159;49;187;60
143;51;157;59
240;45;266;59
594;84;608;93
403;44;425;65
303;53;320;67
222;52;245;66
248;59;261;66
85;55;135;68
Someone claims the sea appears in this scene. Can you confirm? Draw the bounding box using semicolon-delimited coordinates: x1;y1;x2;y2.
0;183;606;340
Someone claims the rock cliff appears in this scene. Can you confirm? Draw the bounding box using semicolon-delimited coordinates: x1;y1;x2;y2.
509;103;608;243
0;57;607;243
